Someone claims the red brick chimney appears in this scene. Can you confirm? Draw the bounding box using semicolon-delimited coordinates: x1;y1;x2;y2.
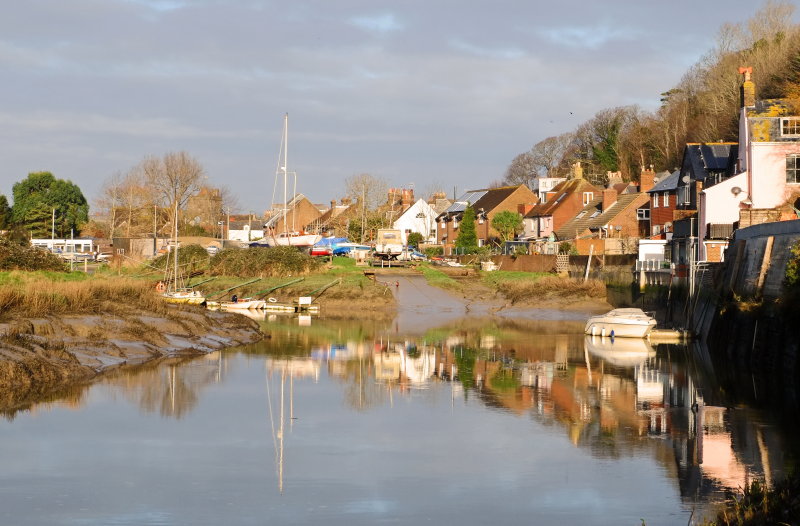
739;66;755;108
602;186;618;211
639;167;655;193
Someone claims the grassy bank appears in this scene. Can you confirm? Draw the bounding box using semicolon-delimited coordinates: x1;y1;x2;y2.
0;271;167;320
480;270;607;304
697;475;800;525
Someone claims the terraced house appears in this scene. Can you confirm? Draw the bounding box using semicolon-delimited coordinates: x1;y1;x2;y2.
435;184;537;253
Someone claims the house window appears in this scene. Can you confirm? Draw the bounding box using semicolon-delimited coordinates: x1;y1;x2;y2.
652;194;659;208
637;208;650;220
582;192;593;205
781;117;800;137
652;225;661;235
788;154;800;183
453;219;459;229
662;192;669;207
440;221;445;229
678;186;691;205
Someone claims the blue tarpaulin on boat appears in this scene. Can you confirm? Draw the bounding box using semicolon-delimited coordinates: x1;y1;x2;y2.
314;237;348;247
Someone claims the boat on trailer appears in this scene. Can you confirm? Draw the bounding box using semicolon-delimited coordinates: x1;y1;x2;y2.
584;308;656;339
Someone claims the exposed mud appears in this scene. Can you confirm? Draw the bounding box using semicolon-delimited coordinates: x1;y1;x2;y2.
374;269;611;335
0;305;263;411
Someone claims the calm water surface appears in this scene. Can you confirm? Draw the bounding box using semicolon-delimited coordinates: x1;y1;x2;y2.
0;312;794;525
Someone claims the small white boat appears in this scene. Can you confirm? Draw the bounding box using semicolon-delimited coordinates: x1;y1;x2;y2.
163;288;206;306
219;299;266;310
584;308;656;338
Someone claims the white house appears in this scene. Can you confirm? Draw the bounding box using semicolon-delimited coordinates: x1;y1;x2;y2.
392;198;438;244
697;67;800;261
228;220;264;243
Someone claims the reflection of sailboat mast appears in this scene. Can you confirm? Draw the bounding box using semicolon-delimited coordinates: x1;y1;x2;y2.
278;368;284;495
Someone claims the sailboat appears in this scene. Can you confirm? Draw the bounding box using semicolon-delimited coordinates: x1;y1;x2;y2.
161;201;206;306
261;114;322;248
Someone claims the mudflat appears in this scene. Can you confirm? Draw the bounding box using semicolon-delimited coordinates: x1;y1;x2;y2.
0;305;263;411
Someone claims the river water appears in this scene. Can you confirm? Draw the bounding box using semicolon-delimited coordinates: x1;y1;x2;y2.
0;280;796;525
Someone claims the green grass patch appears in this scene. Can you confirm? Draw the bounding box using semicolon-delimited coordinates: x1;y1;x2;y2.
480;270;551;288
418;263;460;291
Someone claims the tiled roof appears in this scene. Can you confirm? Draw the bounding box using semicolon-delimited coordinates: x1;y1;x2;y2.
524;178;600;218
648;170;680;193
263;193;309;228
554;193;649;240
554;197;603;240
683;143;738;182
439;185;527;217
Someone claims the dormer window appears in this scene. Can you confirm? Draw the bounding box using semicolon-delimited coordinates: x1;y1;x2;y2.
781;117;800;137
582;192;593;205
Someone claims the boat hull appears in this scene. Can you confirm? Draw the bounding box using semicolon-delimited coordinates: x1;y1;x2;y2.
162;291;206;305
584;308;656;338
265;234;322;248
219;299;266;310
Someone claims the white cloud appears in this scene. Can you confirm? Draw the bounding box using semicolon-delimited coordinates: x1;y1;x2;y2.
349;13;403;34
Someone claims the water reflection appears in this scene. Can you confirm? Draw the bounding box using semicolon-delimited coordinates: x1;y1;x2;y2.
250;315;791;507
1;314;795;523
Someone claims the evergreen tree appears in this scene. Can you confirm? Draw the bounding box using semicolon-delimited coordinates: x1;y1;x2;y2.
11;172;89;237
455;206;478;253
0;195;11;229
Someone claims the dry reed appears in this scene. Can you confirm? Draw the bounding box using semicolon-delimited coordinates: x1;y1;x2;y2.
0;277;166;319
501;276;607;303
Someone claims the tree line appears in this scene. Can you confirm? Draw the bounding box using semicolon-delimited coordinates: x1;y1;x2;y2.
503;1;800;188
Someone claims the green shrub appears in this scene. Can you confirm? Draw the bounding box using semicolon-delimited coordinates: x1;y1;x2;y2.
151;244;209;270
784;239;800;290
424;246;443;258
210;246;320;277
0;237;67;271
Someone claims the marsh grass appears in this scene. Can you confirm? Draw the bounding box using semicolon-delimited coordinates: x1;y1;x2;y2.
0;275;166;319
492;274;607;303
418;263;460;291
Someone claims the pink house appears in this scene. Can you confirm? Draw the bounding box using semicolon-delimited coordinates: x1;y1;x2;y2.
697;67;800;261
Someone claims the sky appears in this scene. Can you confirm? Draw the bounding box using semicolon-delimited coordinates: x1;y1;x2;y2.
0;0;786;214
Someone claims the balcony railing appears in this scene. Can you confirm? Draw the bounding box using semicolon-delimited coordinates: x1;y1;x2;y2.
706;223;734;239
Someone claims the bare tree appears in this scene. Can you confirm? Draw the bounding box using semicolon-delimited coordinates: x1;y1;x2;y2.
142;151;205;211
531;133;574;179
344;173;389;211
503;151;537;187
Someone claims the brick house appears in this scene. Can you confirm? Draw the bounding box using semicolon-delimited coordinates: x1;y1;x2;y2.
647;170;679;239
263;193;323;237
522;163;602;241
670;142;738;265
435;184;537;253
555;168;654;255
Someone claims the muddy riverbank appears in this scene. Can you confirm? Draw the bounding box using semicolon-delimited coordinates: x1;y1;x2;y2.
0;305;263;411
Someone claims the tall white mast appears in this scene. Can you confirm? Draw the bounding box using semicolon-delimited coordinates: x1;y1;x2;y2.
283;113;289;237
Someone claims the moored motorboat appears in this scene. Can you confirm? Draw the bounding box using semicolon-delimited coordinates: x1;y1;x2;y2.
584;308;656;338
